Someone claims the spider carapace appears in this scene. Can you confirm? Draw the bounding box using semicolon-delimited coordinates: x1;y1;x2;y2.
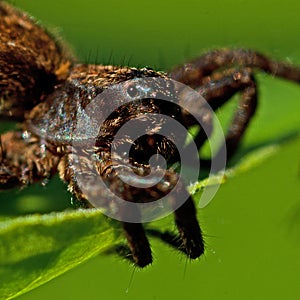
1;2;300;267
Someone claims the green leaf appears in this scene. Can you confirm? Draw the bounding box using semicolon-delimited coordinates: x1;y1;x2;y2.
0;210;122;300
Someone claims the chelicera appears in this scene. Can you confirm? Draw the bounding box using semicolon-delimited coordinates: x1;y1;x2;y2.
1;2;300;267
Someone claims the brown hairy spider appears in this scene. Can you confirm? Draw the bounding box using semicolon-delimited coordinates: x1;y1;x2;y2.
1;2;300;267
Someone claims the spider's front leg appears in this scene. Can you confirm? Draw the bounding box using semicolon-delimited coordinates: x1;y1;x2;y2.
170;48;300;86
179;67;257;165
58;149;204;267
170;48;300;164
0;131;60;189
200;68;258;162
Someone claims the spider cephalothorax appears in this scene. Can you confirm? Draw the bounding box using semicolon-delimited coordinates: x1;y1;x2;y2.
1;2;300;267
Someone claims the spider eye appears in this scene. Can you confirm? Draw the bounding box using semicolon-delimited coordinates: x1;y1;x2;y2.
126;85;139;98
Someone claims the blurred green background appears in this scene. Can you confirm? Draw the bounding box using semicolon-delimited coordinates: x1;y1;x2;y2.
1;0;300;299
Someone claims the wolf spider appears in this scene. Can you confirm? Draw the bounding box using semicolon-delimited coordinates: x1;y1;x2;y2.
1;2;300;267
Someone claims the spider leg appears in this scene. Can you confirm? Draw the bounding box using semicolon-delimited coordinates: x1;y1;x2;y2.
169;48;300;87
0;131;59;189
122;221;152;267
148;196;204;258
58;153;159;267
58;150;204;267
170;49;300;167
180;68;257;167
174;195;204;258
202;68;258;163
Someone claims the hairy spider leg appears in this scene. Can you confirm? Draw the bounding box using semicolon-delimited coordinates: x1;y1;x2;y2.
199;68;257;165
169;49;300;164
170;48;300;86
58;148;204;267
0;131;59;189
122;222;152;268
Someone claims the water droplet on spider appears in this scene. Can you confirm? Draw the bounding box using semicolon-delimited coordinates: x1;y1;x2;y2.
40;144;46;158
7;41;16;47
41;178;49;186
22;130;31;141
157;181;171;192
